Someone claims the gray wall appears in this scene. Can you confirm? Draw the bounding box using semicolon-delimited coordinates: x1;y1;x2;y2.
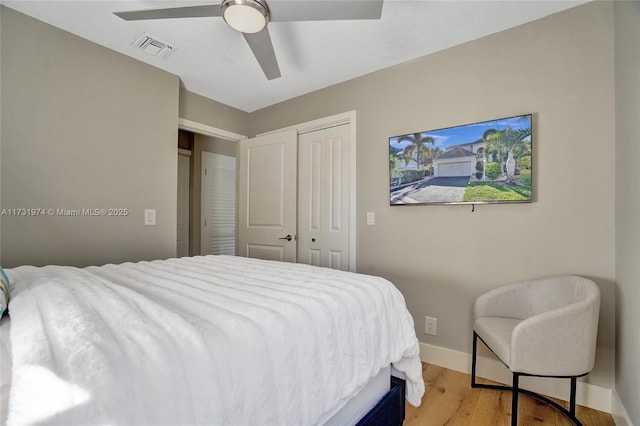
1;7;179;267
614;1;640;424
179;89;248;137
248;2;616;388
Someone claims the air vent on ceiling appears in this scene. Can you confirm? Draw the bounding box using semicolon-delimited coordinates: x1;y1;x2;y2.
133;33;175;58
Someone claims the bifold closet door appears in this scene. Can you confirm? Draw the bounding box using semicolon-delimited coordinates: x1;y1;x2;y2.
297;124;350;270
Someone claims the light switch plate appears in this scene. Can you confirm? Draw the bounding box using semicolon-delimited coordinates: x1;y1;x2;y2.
366;211;375;225
144;209;156;226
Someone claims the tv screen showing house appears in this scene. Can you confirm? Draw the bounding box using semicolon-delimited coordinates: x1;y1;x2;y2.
389;114;533;205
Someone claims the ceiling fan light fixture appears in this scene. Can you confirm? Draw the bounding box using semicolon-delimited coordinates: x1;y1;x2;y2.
222;0;269;34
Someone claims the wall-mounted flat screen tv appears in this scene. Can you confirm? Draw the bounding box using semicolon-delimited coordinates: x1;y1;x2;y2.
389;114;532;205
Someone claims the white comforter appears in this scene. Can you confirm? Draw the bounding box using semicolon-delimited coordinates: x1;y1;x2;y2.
3;255;424;426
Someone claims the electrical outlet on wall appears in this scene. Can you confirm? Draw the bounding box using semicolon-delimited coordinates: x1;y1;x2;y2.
424;316;437;336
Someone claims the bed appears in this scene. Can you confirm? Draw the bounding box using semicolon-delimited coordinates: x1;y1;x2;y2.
0;255;424;425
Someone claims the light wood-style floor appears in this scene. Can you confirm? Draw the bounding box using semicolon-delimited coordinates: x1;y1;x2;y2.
404;363;615;426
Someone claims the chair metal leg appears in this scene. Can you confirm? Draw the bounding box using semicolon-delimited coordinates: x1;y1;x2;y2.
471;332;478;388
511;373;519;426
570;377;577;417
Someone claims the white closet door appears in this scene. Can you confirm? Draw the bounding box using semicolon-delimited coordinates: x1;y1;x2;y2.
297;124;350;270
201;151;236;256
237;130;298;262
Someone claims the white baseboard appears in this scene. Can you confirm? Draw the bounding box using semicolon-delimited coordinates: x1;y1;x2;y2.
419;342;613;414
611;390;634;426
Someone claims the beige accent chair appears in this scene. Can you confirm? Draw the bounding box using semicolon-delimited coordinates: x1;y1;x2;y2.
471;275;600;426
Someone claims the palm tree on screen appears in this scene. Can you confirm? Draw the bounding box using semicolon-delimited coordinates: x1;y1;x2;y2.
483;127;531;182
397;133;436;172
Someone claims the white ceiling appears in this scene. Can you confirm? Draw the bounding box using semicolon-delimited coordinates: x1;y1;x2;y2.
2;0;587;112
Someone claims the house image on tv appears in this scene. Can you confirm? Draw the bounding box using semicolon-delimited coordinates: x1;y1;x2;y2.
389;152;426;186
433;139;487;178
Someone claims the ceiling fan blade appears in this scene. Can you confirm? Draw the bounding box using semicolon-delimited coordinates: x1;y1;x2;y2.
114;4;222;21
243;28;281;80
269;0;383;22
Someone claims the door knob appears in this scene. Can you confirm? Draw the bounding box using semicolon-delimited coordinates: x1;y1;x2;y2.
278;234;293;241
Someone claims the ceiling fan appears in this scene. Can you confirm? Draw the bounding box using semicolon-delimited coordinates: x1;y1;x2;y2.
114;0;384;80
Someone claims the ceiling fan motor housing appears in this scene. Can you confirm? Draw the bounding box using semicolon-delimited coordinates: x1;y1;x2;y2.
221;0;270;33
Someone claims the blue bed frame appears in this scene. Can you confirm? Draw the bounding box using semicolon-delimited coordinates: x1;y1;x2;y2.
356;376;406;426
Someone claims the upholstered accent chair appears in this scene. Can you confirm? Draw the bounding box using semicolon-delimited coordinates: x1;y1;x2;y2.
471;275;600;426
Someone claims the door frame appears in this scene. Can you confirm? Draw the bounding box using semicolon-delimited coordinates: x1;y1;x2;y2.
178;117;247;256
257;111;357;271
177;148;192;257
178;118;247;143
